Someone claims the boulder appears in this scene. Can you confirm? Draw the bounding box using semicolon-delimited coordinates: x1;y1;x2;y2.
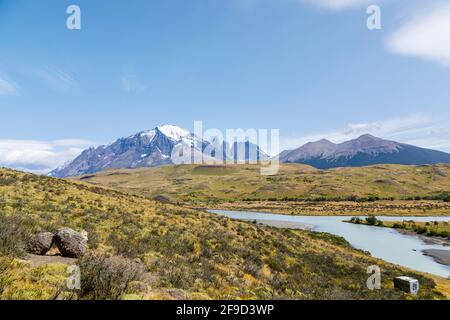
27;232;55;255
54;228;87;258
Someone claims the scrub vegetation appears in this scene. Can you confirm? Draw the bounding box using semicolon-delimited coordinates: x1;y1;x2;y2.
0;168;448;300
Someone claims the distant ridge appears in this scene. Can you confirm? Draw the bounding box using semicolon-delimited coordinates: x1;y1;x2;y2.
280;134;450;169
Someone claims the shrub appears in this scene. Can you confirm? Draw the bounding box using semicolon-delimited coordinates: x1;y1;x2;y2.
416;227;428;235
426;230;437;237
350;217;362;224
0;212;32;257
365;215;378;226
0;258;14;295
78;251;145;300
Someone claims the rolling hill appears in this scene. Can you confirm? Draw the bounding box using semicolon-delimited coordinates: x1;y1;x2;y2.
2;168;445;299
75;163;450;215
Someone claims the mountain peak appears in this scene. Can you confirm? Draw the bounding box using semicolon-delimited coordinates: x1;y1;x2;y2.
316;138;334;145
356;134;379;141
157;125;191;141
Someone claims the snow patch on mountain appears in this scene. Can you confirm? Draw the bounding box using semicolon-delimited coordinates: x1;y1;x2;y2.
158;125;190;141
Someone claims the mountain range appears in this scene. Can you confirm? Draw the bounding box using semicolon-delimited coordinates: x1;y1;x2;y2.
280;134;450;169
49;126;450;178
49;125;267;178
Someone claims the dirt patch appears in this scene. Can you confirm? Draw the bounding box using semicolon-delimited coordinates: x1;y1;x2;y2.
23;254;77;268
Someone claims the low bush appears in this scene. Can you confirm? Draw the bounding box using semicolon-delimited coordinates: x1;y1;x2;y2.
78;251;145;300
0;212;32;257
365;215;378;226
415;227;428;235
350;217;362;224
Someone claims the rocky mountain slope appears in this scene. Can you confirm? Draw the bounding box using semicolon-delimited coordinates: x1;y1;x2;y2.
50;125;268;178
50;129;450;177
280;134;450;169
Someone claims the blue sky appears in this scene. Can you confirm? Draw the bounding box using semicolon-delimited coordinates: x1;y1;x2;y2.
1;0;450;172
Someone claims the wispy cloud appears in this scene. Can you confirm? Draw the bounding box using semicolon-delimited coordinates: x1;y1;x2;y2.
281;114;450;152
35;67;78;93
0;139;93;174
121;71;146;93
302;0;382;10
0;74;20;96
301;0;450;67
387;2;450;66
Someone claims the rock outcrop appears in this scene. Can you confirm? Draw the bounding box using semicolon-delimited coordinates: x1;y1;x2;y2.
27;232;55;255
54;228;87;258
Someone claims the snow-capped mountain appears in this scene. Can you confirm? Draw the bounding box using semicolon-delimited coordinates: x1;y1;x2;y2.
49;125;204;178
280;134;450;169
49;125;269;178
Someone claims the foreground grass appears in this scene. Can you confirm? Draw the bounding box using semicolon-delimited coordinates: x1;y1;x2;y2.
75;164;450;216
0;168;447;300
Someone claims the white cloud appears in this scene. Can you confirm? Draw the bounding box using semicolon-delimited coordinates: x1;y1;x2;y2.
0;139;93;174
387;3;450;66
303;0;377;10
0;75;20;96
281;114;450;152
121;72;146;93
35;68;78;93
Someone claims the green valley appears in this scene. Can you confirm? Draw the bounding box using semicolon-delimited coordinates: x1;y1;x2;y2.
75;163;450;216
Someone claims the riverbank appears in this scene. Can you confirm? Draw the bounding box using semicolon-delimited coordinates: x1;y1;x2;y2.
245;218;313;230
345;218;450;245
209;210;450;279
423;250;450;267
202;200;450;216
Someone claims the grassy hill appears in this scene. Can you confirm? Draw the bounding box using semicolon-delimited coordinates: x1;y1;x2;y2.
0;168;447;300
75;163;450;215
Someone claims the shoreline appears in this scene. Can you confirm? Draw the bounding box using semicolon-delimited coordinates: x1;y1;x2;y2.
396;229;450;247
202;206;450;218
246;219;313;230
199;200;450;217
423;249;450;267
213;210;450;248
209;209;450;278
343;219;450;247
